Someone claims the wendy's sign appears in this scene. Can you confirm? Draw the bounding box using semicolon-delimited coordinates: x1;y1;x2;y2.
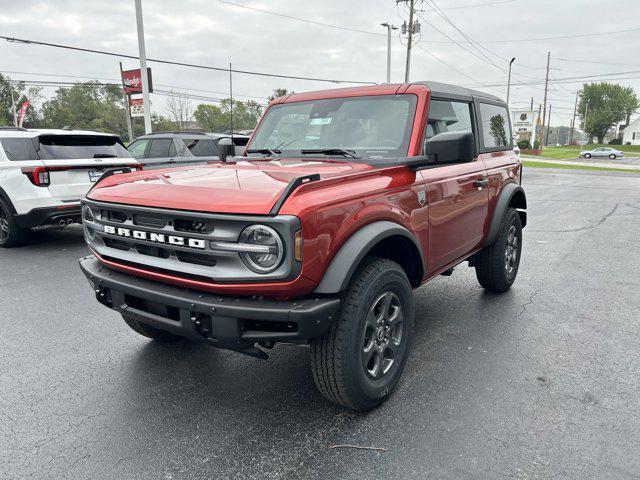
121;68;153;94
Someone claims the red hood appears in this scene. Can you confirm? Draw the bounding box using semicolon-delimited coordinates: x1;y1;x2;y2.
87;159;374;214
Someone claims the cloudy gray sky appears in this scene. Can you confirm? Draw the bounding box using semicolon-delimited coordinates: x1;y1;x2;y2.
2;0;640;126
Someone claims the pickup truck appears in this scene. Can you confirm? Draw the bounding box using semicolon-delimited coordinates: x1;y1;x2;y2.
79;81;526;411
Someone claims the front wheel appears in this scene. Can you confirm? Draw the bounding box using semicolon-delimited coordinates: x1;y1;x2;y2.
609;154;616;159
584;153;592;159
474;207;522;292
310;258;414;411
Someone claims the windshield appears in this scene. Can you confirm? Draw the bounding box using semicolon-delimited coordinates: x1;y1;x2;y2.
37;135;131;160
248;94;417;159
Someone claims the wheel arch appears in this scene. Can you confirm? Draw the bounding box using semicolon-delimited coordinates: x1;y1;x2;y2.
313;221;424;295
485;183;527;246
0;186;17;215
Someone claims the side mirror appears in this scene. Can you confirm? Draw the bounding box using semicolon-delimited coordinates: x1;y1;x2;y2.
424;131;475;164
217;137;235;162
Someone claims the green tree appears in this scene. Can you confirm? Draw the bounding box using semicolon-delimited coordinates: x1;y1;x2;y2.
489;114;508;146
41;82;128;138
578;82;639;144
193;104;226;132
268;88;292;102
193;99;262;132
0;74;43;127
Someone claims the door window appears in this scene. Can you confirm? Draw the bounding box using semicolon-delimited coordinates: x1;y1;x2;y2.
147;139;176;158
128;139;149;158
424;100;473;152
479;103;512;149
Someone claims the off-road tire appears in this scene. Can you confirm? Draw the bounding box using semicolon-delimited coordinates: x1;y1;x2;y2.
122;315;183;342
0;198;28;248
475;207;522;292
310;258;414;411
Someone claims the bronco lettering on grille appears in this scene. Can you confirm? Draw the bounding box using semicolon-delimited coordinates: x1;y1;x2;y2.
103;224;206;250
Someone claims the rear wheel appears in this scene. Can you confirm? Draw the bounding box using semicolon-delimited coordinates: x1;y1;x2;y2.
122;315;183;342
609;154;616;159
0;199;28;248
475;207;522;293
584;153;592;159
310;258;414;411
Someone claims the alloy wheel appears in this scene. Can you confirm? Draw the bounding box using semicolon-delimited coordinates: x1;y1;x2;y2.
0;205;9;242
362;291;404;379
505;224;519;275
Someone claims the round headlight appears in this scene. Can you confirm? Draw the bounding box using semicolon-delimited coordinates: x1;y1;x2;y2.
82;205;95;242
239;225;284;273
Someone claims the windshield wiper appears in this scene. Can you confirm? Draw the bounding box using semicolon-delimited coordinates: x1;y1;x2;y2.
300;148;360;159
245;148;282;157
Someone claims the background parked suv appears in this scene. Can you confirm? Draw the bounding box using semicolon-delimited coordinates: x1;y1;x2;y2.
127;131;250;169
0;127;138;247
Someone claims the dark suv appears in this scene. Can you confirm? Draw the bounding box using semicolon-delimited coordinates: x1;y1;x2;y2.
80;81;526;411
127;131;250;169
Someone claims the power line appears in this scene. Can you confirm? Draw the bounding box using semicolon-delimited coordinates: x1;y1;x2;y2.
0;69;267;99
422;0;518;11
463;69;640;87
1;35;375;85
413;25;640;44
218;0;385;36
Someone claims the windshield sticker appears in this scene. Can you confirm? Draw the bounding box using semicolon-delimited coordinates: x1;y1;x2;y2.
310;117;332;126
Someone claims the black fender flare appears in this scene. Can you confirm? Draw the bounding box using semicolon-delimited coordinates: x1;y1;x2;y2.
313;221;423;295
485;183;527;246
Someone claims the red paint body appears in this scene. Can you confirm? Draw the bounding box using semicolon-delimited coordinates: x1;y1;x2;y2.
88;84;520;298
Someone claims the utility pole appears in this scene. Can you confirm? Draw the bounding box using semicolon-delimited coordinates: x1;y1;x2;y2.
530;97;534;110
569;91;579;145
380;23;397;83
119;62;134;142
545;104;552;146
506;57;515;105
397;0;416;83
536;104;542;149
584;100;590;144
538;51;550;150
135;0;152;134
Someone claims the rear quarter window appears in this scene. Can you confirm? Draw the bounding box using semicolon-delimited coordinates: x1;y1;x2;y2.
181;138;217;157
479;103;512;150
0;138;38;161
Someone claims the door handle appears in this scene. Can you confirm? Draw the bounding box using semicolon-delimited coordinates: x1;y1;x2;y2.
474;178;489;188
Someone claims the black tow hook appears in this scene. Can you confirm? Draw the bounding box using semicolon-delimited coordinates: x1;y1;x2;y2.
95;288;112;307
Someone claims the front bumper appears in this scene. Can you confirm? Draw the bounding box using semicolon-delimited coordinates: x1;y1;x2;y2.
79;256;340;357
15;204;81;228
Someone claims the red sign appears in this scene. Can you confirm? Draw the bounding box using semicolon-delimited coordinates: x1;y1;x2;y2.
129;98;144;117
121;67;153;94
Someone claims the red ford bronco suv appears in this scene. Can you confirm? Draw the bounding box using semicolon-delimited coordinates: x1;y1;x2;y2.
79;81;526;411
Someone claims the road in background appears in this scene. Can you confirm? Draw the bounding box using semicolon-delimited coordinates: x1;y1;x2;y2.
2;168;639;479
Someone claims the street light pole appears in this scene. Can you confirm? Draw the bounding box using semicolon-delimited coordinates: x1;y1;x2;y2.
134;0;152;134
380;23;398;83
506;57;515;105
584;100;590;144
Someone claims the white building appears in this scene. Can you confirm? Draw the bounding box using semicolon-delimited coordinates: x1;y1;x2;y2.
622;117;640;145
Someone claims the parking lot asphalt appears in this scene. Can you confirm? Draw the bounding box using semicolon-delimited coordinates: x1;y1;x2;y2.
2;168;639;480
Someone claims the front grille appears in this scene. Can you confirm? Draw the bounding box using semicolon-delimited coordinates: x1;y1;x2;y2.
85;200;298;284
174;218;211;234
102;255;215;283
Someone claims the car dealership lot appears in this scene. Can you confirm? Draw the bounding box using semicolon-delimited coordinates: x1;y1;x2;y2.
1;168;639;480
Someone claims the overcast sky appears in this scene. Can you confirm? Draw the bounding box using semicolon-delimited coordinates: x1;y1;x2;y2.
1;0;640;126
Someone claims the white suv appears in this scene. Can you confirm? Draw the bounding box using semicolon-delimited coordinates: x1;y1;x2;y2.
0;127;139;247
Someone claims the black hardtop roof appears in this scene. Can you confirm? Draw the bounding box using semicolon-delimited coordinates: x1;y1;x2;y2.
413;81;505;104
